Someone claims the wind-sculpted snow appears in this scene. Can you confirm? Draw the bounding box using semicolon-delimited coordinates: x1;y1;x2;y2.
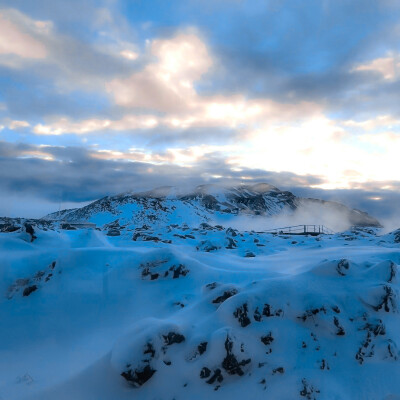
0;223;399;400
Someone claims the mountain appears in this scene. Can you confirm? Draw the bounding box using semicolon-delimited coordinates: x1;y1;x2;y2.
44;183;382;231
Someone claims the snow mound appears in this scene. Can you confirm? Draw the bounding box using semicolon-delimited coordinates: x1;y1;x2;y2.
0;222;399;400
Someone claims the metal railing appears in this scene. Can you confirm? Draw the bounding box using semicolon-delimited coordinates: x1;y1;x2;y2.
264;224;335;235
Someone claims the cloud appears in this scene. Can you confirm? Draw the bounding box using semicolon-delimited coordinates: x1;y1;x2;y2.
0;140;324;215
120;50;139;60
105;31;323;125
342;115;400;130
0;1;400;223
352;54;400;80
29;31;324;140
1;140;399;227
33;115;159;135
90;144;238;166
31;96;322;135
293;183;400;231
0;7;133;93
0;9;49;64
8;120;30;130
107;32;212;113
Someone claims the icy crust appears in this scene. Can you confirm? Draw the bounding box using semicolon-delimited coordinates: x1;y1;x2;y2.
0;226;399;400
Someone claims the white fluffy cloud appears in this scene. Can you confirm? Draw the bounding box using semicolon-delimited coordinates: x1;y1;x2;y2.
34;32;324;136
106;32;323;127
107;33;212;113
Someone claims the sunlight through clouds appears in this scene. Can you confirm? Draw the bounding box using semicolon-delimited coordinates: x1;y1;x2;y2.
25;24;400;191
0;0;399;216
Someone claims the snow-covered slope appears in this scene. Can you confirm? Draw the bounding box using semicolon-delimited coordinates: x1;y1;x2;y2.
0;222;399;400
43;183;382;230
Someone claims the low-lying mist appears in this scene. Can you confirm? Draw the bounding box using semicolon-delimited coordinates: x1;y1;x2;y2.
215;203;357;233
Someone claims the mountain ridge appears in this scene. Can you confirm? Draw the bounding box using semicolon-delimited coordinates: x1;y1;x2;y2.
43;183;382;230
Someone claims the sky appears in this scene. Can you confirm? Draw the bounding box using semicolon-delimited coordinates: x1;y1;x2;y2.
0;0;400;220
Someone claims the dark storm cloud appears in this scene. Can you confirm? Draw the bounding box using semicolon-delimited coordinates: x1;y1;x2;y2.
0;141;324;205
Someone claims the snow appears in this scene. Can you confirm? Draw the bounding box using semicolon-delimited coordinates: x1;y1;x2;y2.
0;219;399;399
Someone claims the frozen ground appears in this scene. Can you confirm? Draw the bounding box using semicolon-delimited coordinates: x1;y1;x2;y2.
0;222;399;400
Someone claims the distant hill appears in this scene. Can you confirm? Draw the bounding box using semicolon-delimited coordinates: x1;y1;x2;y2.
43;183;382;230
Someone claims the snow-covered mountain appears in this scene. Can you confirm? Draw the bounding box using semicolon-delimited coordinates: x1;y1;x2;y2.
43;183;381;231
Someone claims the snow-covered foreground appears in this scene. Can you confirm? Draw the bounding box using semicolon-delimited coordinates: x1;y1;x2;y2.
1;225;399;400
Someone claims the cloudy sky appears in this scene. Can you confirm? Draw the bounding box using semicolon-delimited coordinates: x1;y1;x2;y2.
1;0;400;219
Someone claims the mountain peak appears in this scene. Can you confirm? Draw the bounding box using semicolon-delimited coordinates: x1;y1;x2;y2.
43;182;381;231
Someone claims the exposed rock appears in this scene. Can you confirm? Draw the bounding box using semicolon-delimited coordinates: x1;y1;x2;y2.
225;237;237;249
0;223;20;232
222;335;251;376
298;307;327;323
206;369;223;384
198;342;208;355
372;285;397;313
163;332;185;346
233;303;251;327
121;364;156;388
300;378;320;399
393;229;400;243
24;223;37;242
107;229;121;236
212;289;238;305
196;240;220;252
140;260;189;281
200;367;211;379
262;304;283;318
226;227;238;237
261;332;274;346
171;264;189;279
205;282;218;290
23;285;37;297
333;317;345;336
253;307;262;322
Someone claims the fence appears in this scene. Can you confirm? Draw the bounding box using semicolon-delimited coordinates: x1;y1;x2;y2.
264;225;335;235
